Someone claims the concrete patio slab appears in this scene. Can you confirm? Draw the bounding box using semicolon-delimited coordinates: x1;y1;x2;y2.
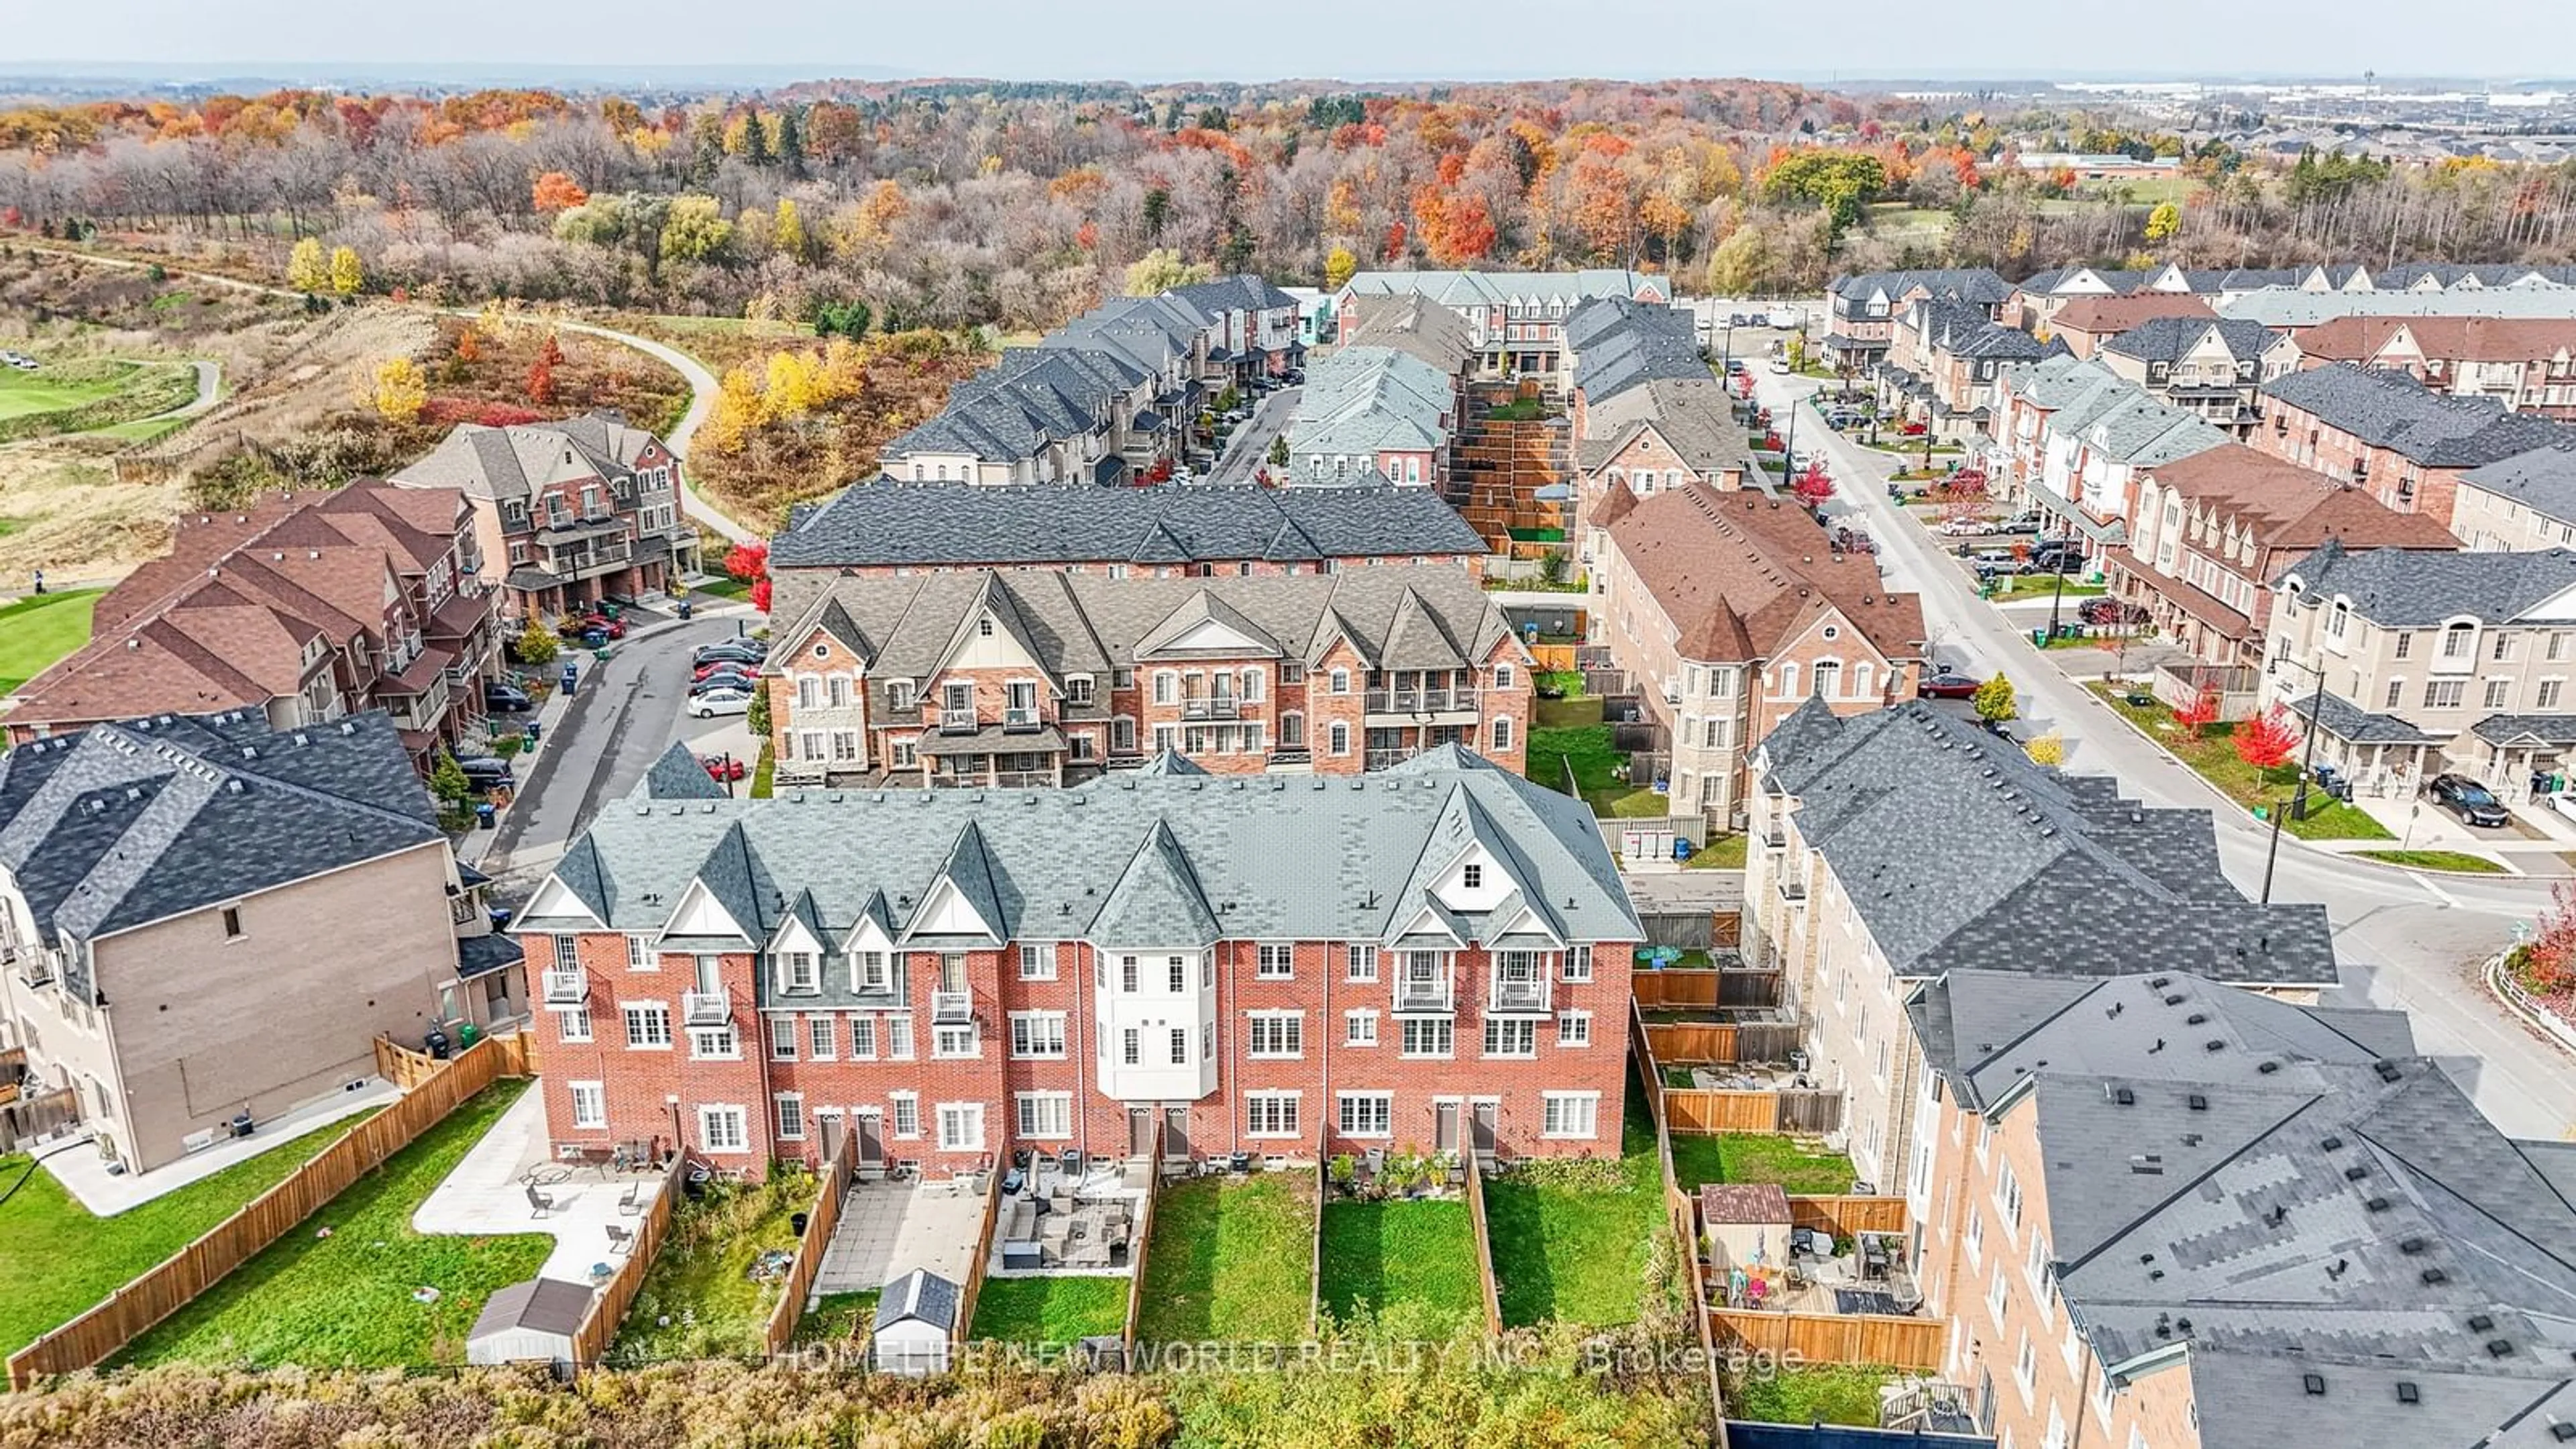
45;1077;398;1217
817;1178;987;1295
413;1085;665;1284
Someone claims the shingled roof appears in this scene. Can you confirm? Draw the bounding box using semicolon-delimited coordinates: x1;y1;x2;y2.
2276;538;2576;628
1604;484;1926;665
2261;364;2571;468
0;710;441;977
1764;702;2338;988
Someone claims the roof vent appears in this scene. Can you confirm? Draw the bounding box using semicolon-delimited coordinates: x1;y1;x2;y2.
2148;975;2171;989
2400;1236;2428;1254
2257;1059;2282;1074
2375;1059;2404;1082
2555;1423;2576;1444
2204;1039;2225;1053
2302;1374;2326;1397
2128;1153;2164;1175
2394;1383;2419;1405
2420;1268;2448;1285
2343;1165;2369;1181
2186;1093;2207;1111
2163;994;2186;1006
2468;1314;2495;1332
2264;1204;2288;1228
2186;1012;2209;1026
2485;1338;2512;1358
2366;1196;2392;1213
2111;1086;2135;1106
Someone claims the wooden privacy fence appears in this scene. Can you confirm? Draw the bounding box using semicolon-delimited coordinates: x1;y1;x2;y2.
1665;1089;1845;1136
570;1153;686;1372
1462;1145;1504;1337
762;1135;856;1354
1120;1117;1167;1358
1634;969;1780;1012
1708;1308;1947;1370
951;1167;1003;1350
0;1086;80;1156
1788;1195;1910;1238
8;1033;523;1388
1646;1022;1803;1066
1307;1146;1328;1335
374;1031;530;1093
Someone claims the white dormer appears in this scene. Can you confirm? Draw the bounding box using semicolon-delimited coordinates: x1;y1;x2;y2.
659;877;747;942
1432;843;1514;914
518;875;604;928
908;877;997;940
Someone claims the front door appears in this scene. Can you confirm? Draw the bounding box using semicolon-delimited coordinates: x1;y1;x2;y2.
1470;1100;1498;1159
1128;1107;1155;1158
817;1109;845;1161
1164;1107;1191;1160
1434;1102;1461;1153
855;1110;884;1169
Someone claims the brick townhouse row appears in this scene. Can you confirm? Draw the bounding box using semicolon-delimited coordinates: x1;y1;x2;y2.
762;563;1532;788
512;748;1641;1177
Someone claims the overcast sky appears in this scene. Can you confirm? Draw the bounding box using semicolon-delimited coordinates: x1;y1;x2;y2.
12;0;2567;85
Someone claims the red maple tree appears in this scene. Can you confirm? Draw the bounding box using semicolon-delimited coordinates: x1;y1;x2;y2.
2519;879;2576;998
1790;462;1835;510
2233;703;2301;773
723;539;772;612
2172;684;2220;739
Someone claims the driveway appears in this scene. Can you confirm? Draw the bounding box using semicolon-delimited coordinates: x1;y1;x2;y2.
1752;367;2576;1142
1206;385;1299;485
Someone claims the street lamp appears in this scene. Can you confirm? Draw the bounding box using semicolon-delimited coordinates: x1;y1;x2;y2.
2259;657;2330;906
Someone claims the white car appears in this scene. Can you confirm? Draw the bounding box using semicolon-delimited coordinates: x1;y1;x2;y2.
689;687;754;718
1768;357;1790;374
1937;517;1995;537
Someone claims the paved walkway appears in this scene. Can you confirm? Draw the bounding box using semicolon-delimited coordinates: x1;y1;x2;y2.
46;1077;398;1216
816;1178;986;1294
413;1084;665;1283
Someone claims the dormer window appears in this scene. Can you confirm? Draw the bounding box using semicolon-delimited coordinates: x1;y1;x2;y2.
782;952;818;994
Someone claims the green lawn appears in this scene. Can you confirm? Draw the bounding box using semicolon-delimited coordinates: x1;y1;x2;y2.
1988;574;2107;600
695;577;752;601
0;1110;378;1358
0;361;130;421
1134;1173;1316;1344
1485;1080;1663;1328
87;413;192;444
969;1275;1130;1346
117;1083;547;1369
1684;835;1748;869
1527;698;1670;818
2354;849;2508;874
1669;1133;1857;1196
2087;684;2394;842
1726;1364;1899;1426
0;588;104;693
612;1167;815;1362
791;1289;878;1348
1318;1197;1483;1334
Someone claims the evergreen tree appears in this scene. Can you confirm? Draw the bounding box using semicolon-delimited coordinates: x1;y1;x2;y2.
742;109;773;167
775;105;806;177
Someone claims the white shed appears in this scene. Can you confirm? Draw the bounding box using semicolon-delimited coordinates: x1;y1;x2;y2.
873;1269;960;1375
466;1276;595;1366
1699;1182;1794;1273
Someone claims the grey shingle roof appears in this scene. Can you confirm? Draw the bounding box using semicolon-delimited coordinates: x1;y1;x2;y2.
1166;274;1300;320
518;749;1643;1002
2469;712;2576;747
0;710;442;967
2283;690;2443;746
2261;364;2571;468
771;482;1485;571
1765;702;2337;987
1566;296;1709;402
643;741;730;801
1827;268;2011;307
2104;315;2284;364
875;1269;960;1332
2277;537;2576;627
2459;443;2576;527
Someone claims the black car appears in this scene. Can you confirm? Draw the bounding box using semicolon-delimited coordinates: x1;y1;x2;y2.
692;669;759;696
2021;551;2084;576
692;645;765;669
2425;773;2510;828
482;683;533;712
457;756;515;787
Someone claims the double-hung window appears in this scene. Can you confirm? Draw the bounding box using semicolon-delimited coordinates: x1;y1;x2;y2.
1256;944;1293;979
1247;1012;1302;1058
1010;1012;1067;1059
1337;1092;1392;1137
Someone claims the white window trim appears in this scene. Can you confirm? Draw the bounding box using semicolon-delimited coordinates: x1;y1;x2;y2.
1542;1091;1601;1139
556;1004;593;1042
1009;1010;1069;1060
1337;1091;1393;1138
1344;1008;1379;1046
1244;1090;1302;1138
1556;1010;1591;1047
568;1080;606;1130
890;1090;922;1138
698;1103;751;1155
1014;1091;1073;1140
775;1093;806;1141
1247;1009;1304;1059
623;1001;672;1051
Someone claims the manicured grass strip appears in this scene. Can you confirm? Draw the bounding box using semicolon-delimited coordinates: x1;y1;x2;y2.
695;577;752;601
1485;1083;1662;1328
116;1083;547;1369
1684;835;1748;869
2086;683;2394;842
1318;1197;1482;1332
613;1169;812;1362
0;1108;378;1357
1726;1363;1898;1426
1668;1133;1858;1195
2353;849;2508;874
970;1275;1130;1346
0;360;135;421
1135;1173;1316;1344
0;588;103;694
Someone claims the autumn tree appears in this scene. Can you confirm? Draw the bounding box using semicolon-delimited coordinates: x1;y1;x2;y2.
724;539;773;612
1938;466;1990;527
513;616;560;666
2234;702;2302;794
2024;730;2066;767
1790;462;1835;511
2515;879;2576;998
531;170;590;213
772;197;806;262
2172;684;2220;739
328;244;362;297
372;355;427;423
659;195;733;265
2144;201;2182;243
1705;225;1773;297
1760;150;1888;230
1323;245;1358;291
286;236;327;293
1973;672;2018;724
1124;248;1213;297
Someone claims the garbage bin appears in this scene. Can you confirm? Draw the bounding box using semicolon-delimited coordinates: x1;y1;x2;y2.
676;600;693;621
458;1022;482;1049
474;801;496;830
790;1210;810;1238
561;663;579;691
2031;627;2048;648
423;1026;451;1061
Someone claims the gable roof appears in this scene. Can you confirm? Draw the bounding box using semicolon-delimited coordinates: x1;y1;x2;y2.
874;1269;961;1332
2048;292;2216;336
2138;445;2467;553
2260;364;2571;468
2459;443;2576;527
1340;292;1475;373
2277;539;2576;627
470;1277;594;1340
643;741;731;801
2104;316;2286;365
1566;295;1709;402
2293;313;2576;366
1605;484;1927;666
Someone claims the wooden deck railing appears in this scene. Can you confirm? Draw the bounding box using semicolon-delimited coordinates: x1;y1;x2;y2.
1707;1307;1946;1369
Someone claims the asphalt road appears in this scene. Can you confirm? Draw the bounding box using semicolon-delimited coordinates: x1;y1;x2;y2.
1207;385;1300;485
481;613;745;893
1750;369;2576;1141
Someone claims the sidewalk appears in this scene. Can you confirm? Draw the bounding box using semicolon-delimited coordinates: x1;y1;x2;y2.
46;1078;399;1217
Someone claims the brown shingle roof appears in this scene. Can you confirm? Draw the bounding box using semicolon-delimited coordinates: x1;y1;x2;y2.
1606;484;1927;664
2049;292;2214;337
2142;444;2465;551
1699;1182;1793;1224
2292;313;2576;366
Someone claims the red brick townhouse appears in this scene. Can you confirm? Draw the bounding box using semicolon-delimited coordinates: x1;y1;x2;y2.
513;748;1644;1177
2252;363;2568;530
762;563;1532;789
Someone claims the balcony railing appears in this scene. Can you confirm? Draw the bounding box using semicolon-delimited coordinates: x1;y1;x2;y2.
1393;976;1454;1013
542;969;588;1005
994;769;1055;788
14;952;54;989
932;989;974;1023
1179;696;1242;720
1489;977;1550;1014
1364;748;1421;771
936;714;982;735
1363;688;1481;715
1002;707;1044;733
1778;880;1809;902
682;989;732;1026
1763;828;1786;849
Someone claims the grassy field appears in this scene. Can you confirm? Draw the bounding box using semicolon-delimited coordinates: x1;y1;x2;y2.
0;586;104;692
0;361;131;421
613;1169;814;1362
2354;849;2508;874
1726;1364;1899;1426
791;1289;878;1348
2086;684;2394;842
1668;1133;1858;1195
1317;1197;1484;1333
969;1275;1130;1346
1135;1173;1316;1344
1683;835;1748;869
117;1083;547;1369
1528;696;1667;818
1987;574;2108;600
0;1110;378;1358
1485;1082;1664;1328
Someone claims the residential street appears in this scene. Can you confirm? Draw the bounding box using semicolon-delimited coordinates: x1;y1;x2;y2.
1750;368;2576;1142
1205;384;1299;485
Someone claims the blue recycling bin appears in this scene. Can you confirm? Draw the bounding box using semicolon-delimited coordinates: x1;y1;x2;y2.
474;802;496;829
1672;837;1695;861
525;719;540;744
560;663;578;691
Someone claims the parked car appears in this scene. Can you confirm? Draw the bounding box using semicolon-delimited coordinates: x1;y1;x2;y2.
1919;669;1982;700
2424;773;2511;828
482;683;534;713
556;612;625;640
455;756;515;788
692;669;759;696
693;659;765;683
1937;517;1996;537
1723;359;1747;376
700;753;747;783
693;641;765;667
2078;597;2149;627
1998;513;2043;534
690;687;755;718
1964;546;2019;567
2021;550;2084;576
1767;357;1790;374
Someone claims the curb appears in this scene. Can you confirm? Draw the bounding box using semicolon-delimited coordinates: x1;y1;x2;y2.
2484;950;2576;1060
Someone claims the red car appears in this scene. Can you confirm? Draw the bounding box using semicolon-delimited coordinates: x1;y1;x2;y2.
557;612;627;640
700;753;747;782
1919;669;1983;700
692;659;759;683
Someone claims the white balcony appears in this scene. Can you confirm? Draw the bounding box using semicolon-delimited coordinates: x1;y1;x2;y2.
682;989;731;1026
542;969;588;1005
932;989;974;1023
1393;974;1453;1014
1487;977;1550;1014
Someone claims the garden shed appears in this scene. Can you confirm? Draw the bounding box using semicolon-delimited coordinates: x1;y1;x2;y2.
873;1269;960;1375
466;1276;595;1367
1699;1182;1794;1273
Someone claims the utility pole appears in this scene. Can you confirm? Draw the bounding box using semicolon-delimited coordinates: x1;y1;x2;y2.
2260;659;2328;905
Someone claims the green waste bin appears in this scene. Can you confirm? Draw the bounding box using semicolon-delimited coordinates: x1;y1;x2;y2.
2031;627;2047;648
458;1021;482;1048
2252;805;2269;822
